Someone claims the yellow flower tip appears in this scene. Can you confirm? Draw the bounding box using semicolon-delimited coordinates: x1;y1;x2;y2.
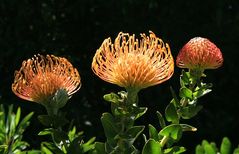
12;54;81;104
92;31;175;90
176;37;223;70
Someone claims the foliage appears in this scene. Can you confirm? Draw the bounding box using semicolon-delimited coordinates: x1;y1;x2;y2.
195;137;239;154
0;104;34;154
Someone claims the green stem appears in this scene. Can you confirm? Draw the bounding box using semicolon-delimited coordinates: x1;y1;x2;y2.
45;106;58;117
126;88;139;106
114;88;140;153
160;136;169;148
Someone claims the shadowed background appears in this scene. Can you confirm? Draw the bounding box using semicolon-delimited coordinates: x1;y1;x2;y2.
0;0;238;153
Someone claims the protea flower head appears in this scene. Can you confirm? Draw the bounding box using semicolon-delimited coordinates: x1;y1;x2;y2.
92;31;174;92
176;37;223;70
12;54;81;108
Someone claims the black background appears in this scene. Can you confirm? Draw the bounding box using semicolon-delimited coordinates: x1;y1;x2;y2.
0;0;239;153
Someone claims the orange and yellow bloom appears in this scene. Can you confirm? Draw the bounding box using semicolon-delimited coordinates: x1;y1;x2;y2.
176;37;223;70
92;31;174;91
12;54;81;106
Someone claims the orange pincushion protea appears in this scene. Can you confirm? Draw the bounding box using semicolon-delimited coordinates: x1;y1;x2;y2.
12;54;81;105
92;31;174;91
176;37;223;70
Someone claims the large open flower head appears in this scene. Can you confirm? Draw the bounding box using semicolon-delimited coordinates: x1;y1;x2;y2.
12;54;81;106
176;37;223;70
92;31;174;91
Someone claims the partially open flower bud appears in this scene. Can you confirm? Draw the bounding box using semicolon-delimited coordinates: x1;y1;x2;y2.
176;37;223;70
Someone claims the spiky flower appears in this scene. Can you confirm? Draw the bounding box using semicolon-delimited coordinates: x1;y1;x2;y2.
92;31;174;91
176;37;223;70
12;54;81;107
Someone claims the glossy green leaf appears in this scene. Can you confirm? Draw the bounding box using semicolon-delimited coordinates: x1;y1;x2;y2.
164;146;186;154
159;124;182;141
180;105;203;119
16;112;34;135
220;137;231;154
15;107;21;126
233;148;239;154
38;128;54;136
156;111;166;128
142;139;162;154
41;142;64;154
148;124;159;141
195;145;204;154
103;92;120;104
204;144;216;154
179;87;193;99
133;107;147;120
193;88;212;99
68;126;76;141
101;113;119;140
81;137;96;152
180;124;197;132
180;70;190;86
165;103;179;124
126;125;145;141
202;140;210;147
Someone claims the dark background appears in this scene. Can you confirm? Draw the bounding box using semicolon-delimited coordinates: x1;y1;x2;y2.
0;0;238;153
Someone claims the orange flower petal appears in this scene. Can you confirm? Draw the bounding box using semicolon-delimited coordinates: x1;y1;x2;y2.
92;31;174;90
12;54;81;104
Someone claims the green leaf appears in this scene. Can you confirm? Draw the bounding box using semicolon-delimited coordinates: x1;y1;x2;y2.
133;107;147;120
148;124;159;141
233;148;239;154
180;105;203;119
180;124;197;132
180;70;190;86
220;137;231;154
193;89;212;99
204;144;216;154
101;113;119;140
15;107;21;126
156;111;166;128
41;142;64;154
126;125;145;142
93;142;106;154
103;92;120;104
16;112;34;135
210;142;218;152
164;146;186;154
68;126;76;141
165;103;179;124
195;145;204;154
179;87;193;99
159;124;182;141
38;128;54;136
202;140;210;148
142;139;162;154
81;137;96;152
